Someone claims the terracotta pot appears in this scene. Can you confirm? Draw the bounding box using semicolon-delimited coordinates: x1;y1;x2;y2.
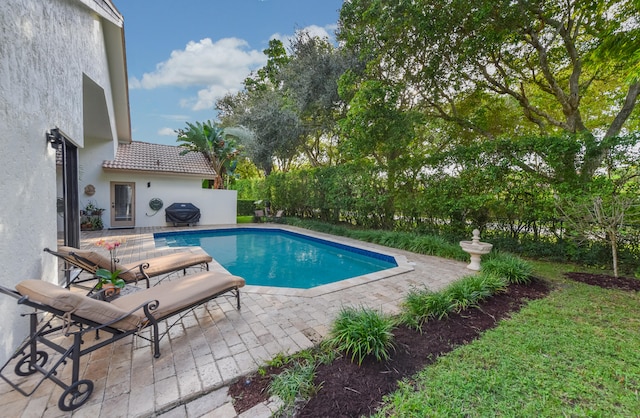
102;284;121;299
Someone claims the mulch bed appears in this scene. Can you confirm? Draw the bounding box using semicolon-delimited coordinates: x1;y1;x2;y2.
230;271;640;416
230;279;550;416
564;272;640;291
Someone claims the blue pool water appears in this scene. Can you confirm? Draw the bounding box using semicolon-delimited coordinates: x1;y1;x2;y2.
154;228;397;289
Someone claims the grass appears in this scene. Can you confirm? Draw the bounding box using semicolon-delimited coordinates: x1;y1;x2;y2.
268;360;317;414
285;218;469;261
260;258;640;416
445;275;496;312
242;220;639;415
401;261;516;330
375;281;640;416
401;289;455;330
481;252;533;284
328;306;396;365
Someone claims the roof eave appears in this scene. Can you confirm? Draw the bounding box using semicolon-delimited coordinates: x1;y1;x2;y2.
102;167;216;178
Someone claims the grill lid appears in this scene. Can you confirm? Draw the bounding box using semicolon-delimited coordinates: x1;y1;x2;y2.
165;202;201;224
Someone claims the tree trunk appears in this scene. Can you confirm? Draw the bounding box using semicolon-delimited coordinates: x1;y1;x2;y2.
609;230;619;278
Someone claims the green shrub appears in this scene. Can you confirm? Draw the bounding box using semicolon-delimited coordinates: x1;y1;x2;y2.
328;306;396;365
231;178;265;200
401;273;509;329
400;289;428;330
401;288;455;330
407;234;448;255
287;219;469;261
445;277;482;312
237;199;256;216
266;352;293;368
482;253;533;284
476;273;510;294
445;274;502;312
268;360;316;411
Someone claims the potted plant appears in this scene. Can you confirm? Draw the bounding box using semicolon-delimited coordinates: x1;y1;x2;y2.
95;268;125;299
83;200;105;216
93;239;126;299
90;217;103;230
84;202;96;216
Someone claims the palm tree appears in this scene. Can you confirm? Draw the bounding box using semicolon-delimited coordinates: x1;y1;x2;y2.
176;120;242;189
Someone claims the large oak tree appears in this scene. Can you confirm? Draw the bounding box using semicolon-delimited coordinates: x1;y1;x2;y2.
339;0;640;186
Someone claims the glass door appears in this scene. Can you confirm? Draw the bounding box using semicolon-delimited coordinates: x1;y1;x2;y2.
110;182;135;228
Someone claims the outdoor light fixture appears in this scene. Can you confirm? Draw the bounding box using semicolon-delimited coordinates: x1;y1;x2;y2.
47;128;64;149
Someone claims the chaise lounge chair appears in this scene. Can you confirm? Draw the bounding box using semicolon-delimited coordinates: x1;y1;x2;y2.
253;209;265;222
0;271;245;411
44;246;213;289
268;209;285;222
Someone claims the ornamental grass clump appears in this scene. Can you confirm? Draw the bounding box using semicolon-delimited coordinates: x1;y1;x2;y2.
401;274;509;329
481;253;533;284
445;274;505;312
328;306;396;366
268;360;317;413
476;273;510;294
407;234;449;256
401;288;455;330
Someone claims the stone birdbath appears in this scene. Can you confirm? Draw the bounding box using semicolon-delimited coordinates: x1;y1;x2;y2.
460;229;493;271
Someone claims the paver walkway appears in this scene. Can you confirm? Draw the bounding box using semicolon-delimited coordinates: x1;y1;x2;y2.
0;224;471;417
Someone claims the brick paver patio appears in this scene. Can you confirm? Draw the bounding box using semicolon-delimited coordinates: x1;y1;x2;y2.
0;224;471;417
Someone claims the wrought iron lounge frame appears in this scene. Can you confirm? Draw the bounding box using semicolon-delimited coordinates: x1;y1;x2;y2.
0;282;242;411
44;247;212;290
43;247;152;289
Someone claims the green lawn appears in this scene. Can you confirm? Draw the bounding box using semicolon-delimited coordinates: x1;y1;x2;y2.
374;268;640;417
237;221;640;415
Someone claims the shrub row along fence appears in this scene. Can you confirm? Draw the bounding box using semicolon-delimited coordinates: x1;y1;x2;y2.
232;163;640;271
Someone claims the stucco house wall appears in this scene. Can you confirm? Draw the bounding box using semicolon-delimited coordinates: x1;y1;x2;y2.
100;173;238;228
79;136;117;217
0;0;125;363
78;139;238;228
0;0;237;365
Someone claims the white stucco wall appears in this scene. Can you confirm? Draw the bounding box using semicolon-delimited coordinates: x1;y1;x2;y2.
97;172;238;228
78;136;116;219
0;0;122;363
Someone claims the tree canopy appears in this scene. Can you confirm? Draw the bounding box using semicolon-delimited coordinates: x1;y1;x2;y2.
217;31;360;173
176;120;243;189
338;0;640;186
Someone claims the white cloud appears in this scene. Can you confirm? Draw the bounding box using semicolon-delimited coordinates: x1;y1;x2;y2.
302;24;337;40
129;26;337;111
161;114;191;121
181;85;242;111
130;37;267;110
271;24;337;49
157;127;177;136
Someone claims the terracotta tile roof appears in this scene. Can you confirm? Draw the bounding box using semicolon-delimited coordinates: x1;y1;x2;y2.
102;141;216;177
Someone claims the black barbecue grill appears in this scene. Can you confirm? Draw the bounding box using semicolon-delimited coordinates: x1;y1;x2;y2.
165;202;201;226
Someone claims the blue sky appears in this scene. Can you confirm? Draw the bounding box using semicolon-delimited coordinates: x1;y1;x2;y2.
115;0;344;146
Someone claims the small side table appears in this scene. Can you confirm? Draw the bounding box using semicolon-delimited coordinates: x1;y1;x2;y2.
91;284;141;302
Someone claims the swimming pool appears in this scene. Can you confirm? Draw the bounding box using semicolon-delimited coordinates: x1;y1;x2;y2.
154;228;398;289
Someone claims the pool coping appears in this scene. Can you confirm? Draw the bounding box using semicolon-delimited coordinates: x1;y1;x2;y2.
154;223;415;297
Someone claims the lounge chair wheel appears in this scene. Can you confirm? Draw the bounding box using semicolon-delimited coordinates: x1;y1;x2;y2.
58;379;94;411
15;351;48;376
